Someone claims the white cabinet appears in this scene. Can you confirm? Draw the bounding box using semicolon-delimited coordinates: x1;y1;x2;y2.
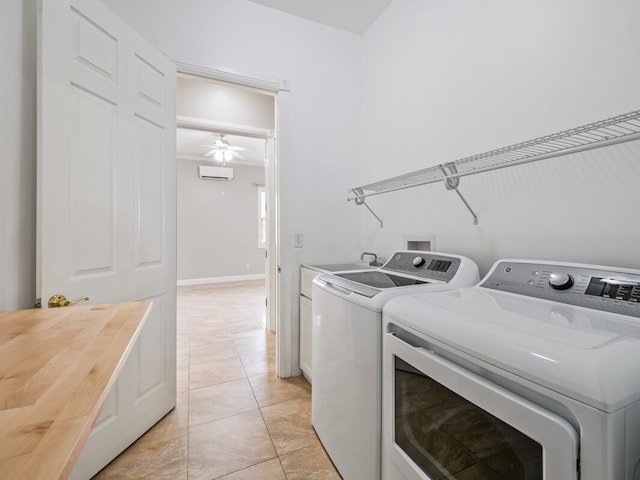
299;294;312;382
300;266;318;383
300;263;374;383
300;266;320;382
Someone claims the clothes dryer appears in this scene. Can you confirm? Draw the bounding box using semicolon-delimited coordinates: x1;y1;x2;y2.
382;259;640;480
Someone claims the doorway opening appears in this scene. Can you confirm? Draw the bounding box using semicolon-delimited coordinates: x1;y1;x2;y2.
174;66;281;369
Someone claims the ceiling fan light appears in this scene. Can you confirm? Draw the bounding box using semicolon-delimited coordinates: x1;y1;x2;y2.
223;151;233;162
214;151;224;162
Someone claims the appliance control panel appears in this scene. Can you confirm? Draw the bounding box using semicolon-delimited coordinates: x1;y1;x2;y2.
481;260;640;318
382;251;461;282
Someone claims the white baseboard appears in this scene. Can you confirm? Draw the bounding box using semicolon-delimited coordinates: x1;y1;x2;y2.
177;273;265;286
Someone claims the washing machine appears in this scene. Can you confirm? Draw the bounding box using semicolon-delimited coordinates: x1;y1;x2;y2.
311;250;479;480
382;259;640;480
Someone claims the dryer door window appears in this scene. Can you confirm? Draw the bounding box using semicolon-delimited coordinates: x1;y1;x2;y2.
383;332;579;480
395;357;542;479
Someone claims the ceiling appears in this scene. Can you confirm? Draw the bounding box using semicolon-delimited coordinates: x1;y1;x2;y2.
247;0;392;35
176;128;266;166
177;0;391;163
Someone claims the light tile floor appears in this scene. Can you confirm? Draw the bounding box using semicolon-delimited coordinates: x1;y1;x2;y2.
93;280;341;479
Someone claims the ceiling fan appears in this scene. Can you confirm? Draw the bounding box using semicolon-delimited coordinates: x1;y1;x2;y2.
197;134;253;162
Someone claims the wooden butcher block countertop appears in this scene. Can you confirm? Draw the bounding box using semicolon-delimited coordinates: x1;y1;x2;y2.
0;301;152;480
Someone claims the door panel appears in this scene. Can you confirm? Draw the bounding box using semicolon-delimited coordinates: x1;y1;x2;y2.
135;116;165;267
71;86;116;276
38;0;177;478
138;294;167;397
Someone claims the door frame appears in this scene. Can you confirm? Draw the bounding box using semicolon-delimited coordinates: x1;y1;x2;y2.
174;62;291;376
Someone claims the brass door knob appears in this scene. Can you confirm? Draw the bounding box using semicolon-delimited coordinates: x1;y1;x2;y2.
48;294;89;308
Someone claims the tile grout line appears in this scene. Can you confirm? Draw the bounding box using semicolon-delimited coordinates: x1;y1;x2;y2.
96;282;338;479
237;339;285;478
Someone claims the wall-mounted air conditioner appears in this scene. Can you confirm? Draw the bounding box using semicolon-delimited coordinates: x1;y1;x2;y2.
198;165;234;180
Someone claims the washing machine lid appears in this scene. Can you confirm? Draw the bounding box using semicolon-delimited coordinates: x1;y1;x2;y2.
384;285;640;413
315;271;431;298
335;270;430;289
312;251;479;299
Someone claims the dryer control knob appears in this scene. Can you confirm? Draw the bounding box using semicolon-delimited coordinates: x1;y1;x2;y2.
412;256;426;268
549;272;574;290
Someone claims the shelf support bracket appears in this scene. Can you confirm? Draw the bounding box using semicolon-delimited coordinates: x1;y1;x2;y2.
441;164;478;225
354;189;384;228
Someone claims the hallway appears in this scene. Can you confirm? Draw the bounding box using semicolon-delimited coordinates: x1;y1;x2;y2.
93;280;340;479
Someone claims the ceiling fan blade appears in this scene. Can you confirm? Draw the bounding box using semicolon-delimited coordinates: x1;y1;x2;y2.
227;145;253;152
228;150;245;160
204;149;216;157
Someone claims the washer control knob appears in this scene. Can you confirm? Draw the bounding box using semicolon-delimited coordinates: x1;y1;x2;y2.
412;256;426;268
549;272;574;290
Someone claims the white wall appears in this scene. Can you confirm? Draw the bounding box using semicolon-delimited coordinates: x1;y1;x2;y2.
1;0;37;311
4;0;637;379
177;162;266;281
100;0;364;375
5;0;638;306
176;76;273;282
100;0;364;263
2;0;362;380
360;0;640;274
177;76;275;129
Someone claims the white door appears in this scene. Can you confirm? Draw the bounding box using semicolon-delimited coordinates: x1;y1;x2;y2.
37;0;177;478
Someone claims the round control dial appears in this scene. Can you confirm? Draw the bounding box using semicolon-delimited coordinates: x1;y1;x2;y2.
412;256;426;268
549;272;574;290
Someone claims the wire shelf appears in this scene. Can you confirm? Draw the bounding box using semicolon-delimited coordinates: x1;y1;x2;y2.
348;109;640;202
